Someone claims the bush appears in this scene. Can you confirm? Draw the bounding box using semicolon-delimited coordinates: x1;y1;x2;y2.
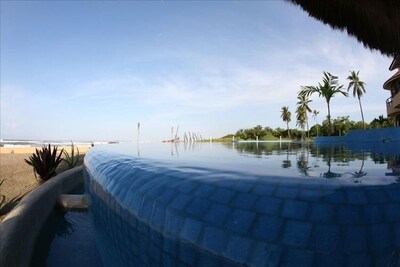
63;141;80;168
24;144;64;181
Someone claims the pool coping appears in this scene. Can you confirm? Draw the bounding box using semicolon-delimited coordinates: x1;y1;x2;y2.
0;166;83;267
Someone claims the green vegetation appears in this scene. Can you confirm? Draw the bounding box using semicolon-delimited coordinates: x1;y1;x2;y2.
232;114;393;141
224;70;393;141
300;72;348;135
347;71;366;129
280;106;291;139
63;141;80;169
24;144;64;181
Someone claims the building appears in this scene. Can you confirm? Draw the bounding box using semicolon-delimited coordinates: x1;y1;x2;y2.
384;55;400;127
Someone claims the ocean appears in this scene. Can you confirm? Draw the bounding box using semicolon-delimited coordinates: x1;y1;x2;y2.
0;139;109;148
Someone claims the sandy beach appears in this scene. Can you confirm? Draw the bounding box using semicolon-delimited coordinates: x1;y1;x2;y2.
0;146;90;222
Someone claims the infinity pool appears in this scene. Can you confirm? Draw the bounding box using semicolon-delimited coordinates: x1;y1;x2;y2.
37;141;400;266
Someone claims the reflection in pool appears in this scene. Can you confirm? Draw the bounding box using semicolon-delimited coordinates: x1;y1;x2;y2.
84;141;400;266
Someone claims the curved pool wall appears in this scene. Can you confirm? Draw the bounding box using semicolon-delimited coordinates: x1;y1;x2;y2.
85;146;400;266
314;127;400;145
0;166;83;267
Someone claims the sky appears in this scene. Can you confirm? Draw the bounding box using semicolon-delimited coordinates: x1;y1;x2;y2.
0;1;394;142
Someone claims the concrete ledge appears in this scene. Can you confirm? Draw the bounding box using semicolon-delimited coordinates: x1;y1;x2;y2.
57;194;88;210
0;166;83;267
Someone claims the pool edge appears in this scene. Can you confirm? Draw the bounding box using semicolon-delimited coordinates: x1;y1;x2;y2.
0;166;83;267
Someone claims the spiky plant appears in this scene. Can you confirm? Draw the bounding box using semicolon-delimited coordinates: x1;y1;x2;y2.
63;141;80;168
24;144;64;181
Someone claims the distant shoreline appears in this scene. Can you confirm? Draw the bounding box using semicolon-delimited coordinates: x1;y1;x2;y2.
0;146;91;154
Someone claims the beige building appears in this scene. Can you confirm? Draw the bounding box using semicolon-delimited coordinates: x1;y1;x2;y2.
384;55;400;127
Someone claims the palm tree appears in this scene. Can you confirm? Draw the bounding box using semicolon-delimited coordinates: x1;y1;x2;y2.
296;106;306;141
312;110;320;136
297;94;312;138
281;106;291;139
300;72;348;136
347;70;366;129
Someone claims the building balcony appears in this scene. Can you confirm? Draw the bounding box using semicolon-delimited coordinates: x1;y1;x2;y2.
387;92;400;116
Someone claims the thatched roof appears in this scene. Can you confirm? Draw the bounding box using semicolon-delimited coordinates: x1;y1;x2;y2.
287;0;400;56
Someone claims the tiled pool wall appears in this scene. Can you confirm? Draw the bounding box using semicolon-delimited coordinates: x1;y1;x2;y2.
84;150;400;267
314;127;400;144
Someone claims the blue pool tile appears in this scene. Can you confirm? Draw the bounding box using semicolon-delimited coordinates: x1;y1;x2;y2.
156;189;176;206
365;190;388;203
281;248;314;267
226;209;256;234
370;224;391;251
324;190;346;203
149;230;162;246
338;205;363;224
197;255;220;267
394;224;400;247
164;210;185;236
178;181;198;193
256;196;282;215
202;227;227;254
185;198;211;217
210;188;236;204
345;190;368;204
313;253;345;267
150;205;166;231
169;193;192;211
310;203;335;223
313;224;341;252
298;189;321;202
233;193;257;209
163;237;178;255
223;235;253;263
249;243;283;267
343;225;368;252
275;187;299;199
193;184;216;197
179;244;197;265
384;203;400;222
252;184;277;196
253;215;283;242
363;204;384;223
231;182;254;193
148;242;161;263
347;254;372;267
145;185;164;199
162;253;177;267
282;221;312;247
386;189;400;202
204;203;231;226
138;198;153;223
181;218;203;243
282;200;309;220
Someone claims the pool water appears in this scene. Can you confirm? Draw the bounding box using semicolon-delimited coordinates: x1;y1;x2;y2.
35;142;400;266
97;141;400;183
31;209;103;267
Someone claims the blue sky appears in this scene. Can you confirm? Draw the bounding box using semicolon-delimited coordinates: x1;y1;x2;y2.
0;1;393;142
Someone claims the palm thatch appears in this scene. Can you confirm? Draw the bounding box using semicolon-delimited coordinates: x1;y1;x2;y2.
287;0;400;56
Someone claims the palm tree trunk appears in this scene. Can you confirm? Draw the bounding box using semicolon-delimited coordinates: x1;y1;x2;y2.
327;101;331;136
358;97;365;130
287;122;290;139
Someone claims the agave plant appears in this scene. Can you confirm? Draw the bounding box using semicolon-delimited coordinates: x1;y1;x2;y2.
63;141;80;168
24;144;64;181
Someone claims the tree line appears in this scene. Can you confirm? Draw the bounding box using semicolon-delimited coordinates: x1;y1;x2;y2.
280;71;394;139
234;115;393;141
235;70;394;140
